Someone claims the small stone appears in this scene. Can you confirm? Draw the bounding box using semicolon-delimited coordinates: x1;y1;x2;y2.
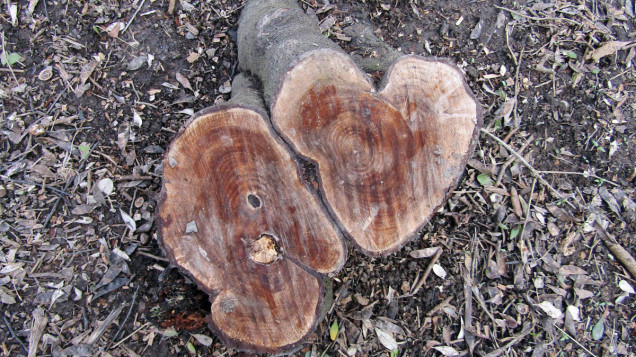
185;32;196;40
169;157;178;168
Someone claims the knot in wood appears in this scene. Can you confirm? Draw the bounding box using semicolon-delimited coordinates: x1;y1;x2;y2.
247;234;280;264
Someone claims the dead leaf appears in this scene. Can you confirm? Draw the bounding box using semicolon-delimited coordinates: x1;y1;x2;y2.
433;264;447;279
79;60;99;85
374;327;397;351
187;52;200;63
117;123;130;152
587;41;632;62
120;209;137;232
559;265;587;276
432;346;460;356
127;55;147;71
176;72;193;92
410;246;440;259
536;301;563;319
574;288;594;300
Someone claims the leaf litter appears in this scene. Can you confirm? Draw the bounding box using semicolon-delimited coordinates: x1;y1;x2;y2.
1;0;635;356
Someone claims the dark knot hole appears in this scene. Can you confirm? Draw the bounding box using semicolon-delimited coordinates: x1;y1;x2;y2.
247;194;261;208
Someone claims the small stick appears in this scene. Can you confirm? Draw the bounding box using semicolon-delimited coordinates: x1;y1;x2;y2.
554;325;598;357
110;285;140;344
410;247;443;295
481;128;564;201
43;141;97;228
122;0;146;34
1;32;19;84
1;177;70;197
3;316;28;353
596;222;636;279
109;322;151;350
537;170;619;187
168;0;176;14
495;134;533;186
425;296;453;317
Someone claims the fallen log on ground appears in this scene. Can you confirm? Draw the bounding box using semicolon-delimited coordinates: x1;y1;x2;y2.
158;0;481;353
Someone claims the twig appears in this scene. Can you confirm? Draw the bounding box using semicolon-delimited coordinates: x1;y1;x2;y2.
483;322;533;357
495;134;533;186
537;170;619;187
425;296;453;317
84;305;125;345
110;322;151;350
122;0;146;34
3;316;28;353
168;0;176;14
410;247;443;295
494;5;587;27
1;177;70;197
43;141;97;228
110;285;140;345
596;222;636;280
554;325;598;357
1;31;19;84
481;128;565;201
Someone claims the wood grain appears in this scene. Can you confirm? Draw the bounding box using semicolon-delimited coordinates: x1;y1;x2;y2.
157;104;346;353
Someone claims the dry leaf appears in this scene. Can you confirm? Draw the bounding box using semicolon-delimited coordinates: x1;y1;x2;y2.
587;41;632;62
120;209;137;232
79;60;99;85
176;72;193;92
432;346;460;356
537;301;563;319
187;52;200;63
133;110;143;128
432;264;447;279
374;327;397;351
618;280;635;294
192;334;213;346
409;247;440;259
97;178;114;196
559;265;587;276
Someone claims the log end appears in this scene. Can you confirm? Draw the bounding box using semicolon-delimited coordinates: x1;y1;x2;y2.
157;105;346;353
271;53;481;256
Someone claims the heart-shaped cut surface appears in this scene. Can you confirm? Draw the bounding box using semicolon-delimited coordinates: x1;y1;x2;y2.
272;52;481;255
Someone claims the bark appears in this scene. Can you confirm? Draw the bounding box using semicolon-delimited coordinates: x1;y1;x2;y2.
157;73;346;354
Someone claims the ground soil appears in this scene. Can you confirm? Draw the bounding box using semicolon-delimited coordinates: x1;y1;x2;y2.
1;0;635;356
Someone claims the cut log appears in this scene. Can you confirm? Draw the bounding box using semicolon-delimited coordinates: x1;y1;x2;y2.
157;74;346;354
158;0;481;352
238;0;481;255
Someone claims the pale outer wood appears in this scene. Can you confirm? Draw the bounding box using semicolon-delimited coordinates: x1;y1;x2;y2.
157;106;346;352
271;53;479;255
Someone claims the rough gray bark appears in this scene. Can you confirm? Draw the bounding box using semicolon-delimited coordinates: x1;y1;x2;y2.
343;22;402;72
238;0;344;106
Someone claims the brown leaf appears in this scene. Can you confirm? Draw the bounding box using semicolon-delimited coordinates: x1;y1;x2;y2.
559;265;587;276
587;41;632;62
176;72;193;92
79;60;99;85
410;246;440;259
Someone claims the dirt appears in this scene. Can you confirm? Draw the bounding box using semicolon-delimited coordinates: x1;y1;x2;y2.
1;0;635;356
